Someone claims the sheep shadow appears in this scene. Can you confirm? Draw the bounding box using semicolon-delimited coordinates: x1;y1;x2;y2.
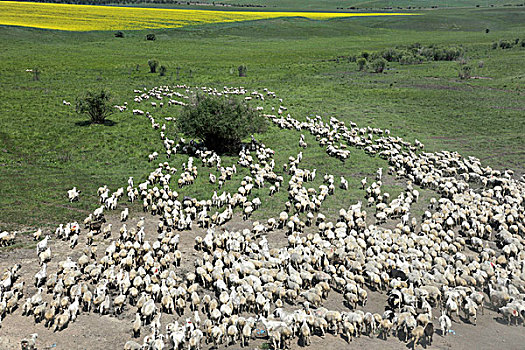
405;337;432;349
493;315;514;326
75;119;117;126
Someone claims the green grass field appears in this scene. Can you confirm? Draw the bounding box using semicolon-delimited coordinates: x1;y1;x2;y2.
0;7;524;231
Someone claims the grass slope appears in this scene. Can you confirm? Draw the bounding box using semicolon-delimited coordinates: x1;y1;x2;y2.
0;7;524;230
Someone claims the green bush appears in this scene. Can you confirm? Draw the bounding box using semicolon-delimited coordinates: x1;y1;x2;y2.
148;59;159;73
492;41;498;49
114;31;124;38
159;65;167;76
76;89;113;124
356;57;367;71
146;33;156;41
177;94;267;153
369;58;387;73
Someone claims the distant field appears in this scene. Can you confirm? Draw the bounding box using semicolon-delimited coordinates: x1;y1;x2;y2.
9;0;525;11
0;1;414;31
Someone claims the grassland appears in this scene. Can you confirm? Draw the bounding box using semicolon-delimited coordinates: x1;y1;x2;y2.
0;1;414;31
0;6;524;231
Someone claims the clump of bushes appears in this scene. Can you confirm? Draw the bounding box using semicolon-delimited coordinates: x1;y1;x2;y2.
177;94;267;153
76;89;113;124
159;65;167;77
492;38;522;49
114;31;124;38
146;33;156;41
148;59;159;73
350;43;465;67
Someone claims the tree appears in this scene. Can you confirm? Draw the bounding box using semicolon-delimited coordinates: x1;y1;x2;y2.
177;94;267;153
76;89;113;124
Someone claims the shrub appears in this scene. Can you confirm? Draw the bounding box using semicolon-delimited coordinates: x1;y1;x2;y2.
399;55;416;65
499;40;513;49
369;58;387;73
32;68;41;81
146;33;156;41
148;59;159;73
485;28;490;33
356;57;367;71
114;31;124;38
159;65;167;77
521;41;525;47
458;64;472;80
76;89;113;124
177;94;267;153
492;41;498;49
238;65;247;77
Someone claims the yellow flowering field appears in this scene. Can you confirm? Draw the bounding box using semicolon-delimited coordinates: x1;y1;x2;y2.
0;1;415;31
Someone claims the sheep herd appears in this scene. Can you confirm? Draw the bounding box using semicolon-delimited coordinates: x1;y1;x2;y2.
1;84;525;350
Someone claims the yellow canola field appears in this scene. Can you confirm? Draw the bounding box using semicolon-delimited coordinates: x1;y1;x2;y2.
0;1;415;31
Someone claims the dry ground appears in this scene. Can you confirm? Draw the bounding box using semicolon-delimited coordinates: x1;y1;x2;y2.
1;209;524;350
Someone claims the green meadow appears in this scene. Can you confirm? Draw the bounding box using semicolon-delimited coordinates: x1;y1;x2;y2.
0;6;524;230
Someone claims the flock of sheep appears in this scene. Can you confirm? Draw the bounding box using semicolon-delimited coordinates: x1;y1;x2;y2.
1;84;525;350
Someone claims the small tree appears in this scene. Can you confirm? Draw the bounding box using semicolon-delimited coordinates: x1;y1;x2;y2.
177;94;267;153
159;65;167;76
76;89;113;124
146;33;156;41
148;59;159;73
369;58;387;73
356;57;367;71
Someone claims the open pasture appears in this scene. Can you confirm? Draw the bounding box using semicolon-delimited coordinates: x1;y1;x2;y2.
0;5;525;350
